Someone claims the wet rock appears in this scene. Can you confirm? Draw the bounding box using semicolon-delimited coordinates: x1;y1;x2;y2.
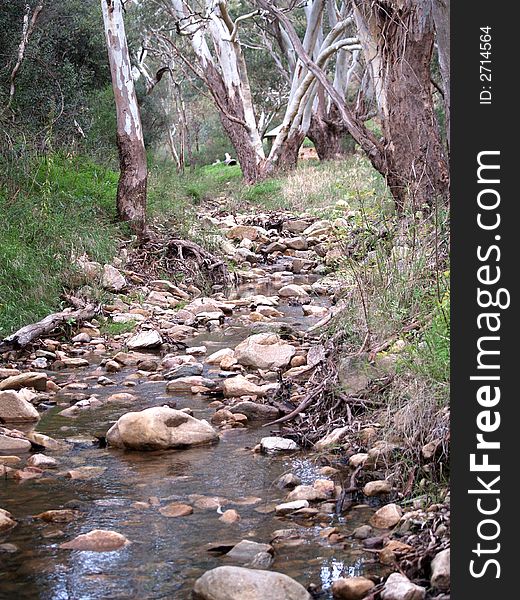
24;431;62;450
127;330;162;349
0;432;31;453
187;345;207;356
166;376;215;392
0;508;16;532
370;504;403;529
26;454;58;469
260;437;299;452
105;360;121;373
101;264;126;292
0;543;18;553
0;368;21;379
193;566;311;600
278;284;309;298
363;480;393;497
234;333;296;370
352;525;373;540
66;466;106;480
60;529;130;552
275;500;309;515
228;401;279;420
332;576;375;600
246;551;273;569
430;548;450;591
0;372;48;391
380;573;426;600
59;357;90;368
226;540;272;562
219;509;240;524
106;392;137;403
314;426;350;451
159;503;193;517
0;390;40;423
276;473;301;489
302;305;328;317
164;363;204;379
106;406;219;450
35;510;80;523
286;486;323;502
223;375;267;398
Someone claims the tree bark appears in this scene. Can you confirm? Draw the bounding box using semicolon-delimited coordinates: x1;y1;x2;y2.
308;108;353;161
101;0;148;236
353;0;449;210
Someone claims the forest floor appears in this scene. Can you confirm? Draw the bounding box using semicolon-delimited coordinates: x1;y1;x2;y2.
0;156;450;599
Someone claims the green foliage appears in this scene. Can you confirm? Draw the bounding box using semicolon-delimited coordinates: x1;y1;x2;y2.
405;291;450;386
0;154;119;336
100;319;137;336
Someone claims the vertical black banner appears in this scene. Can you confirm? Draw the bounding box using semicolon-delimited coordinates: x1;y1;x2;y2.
452;2;516;598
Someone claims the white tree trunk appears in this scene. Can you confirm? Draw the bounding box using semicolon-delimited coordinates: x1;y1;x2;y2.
101;0;147;235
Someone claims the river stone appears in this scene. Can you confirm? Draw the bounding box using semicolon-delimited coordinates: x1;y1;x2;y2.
381;573;426;600
370;503;402;529
101;264;126;292
60;529;130;551
193;566;311;600
159;503;193;517
106;406;219;450
35;509;80;523
275;500;309;515
164;363;204;379
332;577;375;599
0;390;40;423
27;454;58;469
286;486;323;503
277;284;309;298
234;333;296;370
24;431;62;450
223;375;266;398
0;508;16;532
166;376;215;392
430;548;450;591
227;540;272;562
206;348;235;365
228;401;279;420
0;433;31;453
127;330;162;350
0;372;48;391
260;437;299;452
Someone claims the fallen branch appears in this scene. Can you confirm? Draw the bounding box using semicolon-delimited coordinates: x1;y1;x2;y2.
0;302;99;351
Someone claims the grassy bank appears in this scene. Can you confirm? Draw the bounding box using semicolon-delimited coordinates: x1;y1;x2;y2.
0;155;120;336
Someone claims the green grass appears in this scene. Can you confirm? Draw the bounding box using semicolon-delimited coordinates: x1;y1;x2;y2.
0;153;120;336
99;319;137;336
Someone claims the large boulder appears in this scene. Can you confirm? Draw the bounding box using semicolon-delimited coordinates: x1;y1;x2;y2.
106;406;219;450
192;566;312;600
332;577;375;600
234;333;296;370
0;390;40;423
0;372;47;391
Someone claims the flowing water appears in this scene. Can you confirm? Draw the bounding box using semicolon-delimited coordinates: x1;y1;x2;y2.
1;273;381;600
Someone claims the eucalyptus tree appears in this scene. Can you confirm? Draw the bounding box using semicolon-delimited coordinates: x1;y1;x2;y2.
101;0;148;235
147;0;361;181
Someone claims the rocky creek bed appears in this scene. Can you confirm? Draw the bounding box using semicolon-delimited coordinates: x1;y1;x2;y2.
1;211;450;600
